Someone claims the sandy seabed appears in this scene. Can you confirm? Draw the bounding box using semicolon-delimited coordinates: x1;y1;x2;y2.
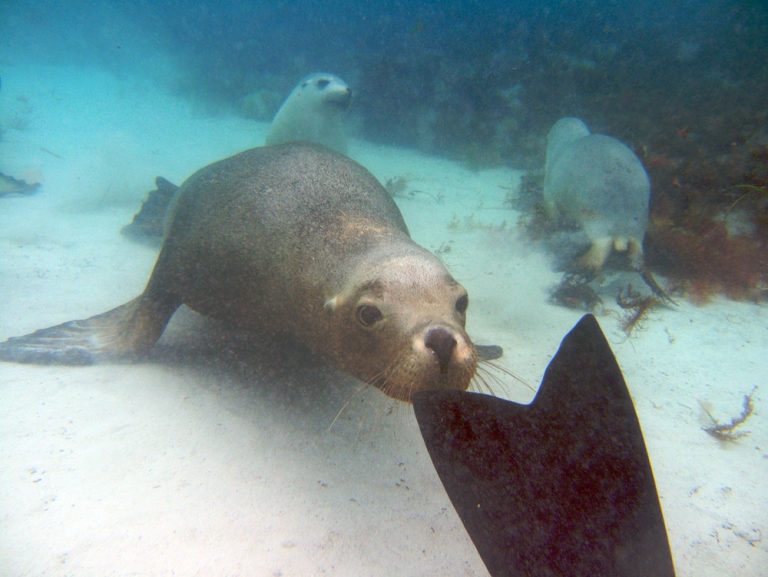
0;64;766;577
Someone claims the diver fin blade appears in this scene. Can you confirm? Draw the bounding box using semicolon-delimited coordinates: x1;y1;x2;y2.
413;314;675;577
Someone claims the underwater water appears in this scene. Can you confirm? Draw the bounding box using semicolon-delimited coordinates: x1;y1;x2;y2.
0;1;766;576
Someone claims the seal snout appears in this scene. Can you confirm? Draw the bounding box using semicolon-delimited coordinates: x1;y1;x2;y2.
332;87;353;109
424;326;458;373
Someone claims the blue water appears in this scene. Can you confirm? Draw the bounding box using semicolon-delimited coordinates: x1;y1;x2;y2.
4;1;766;163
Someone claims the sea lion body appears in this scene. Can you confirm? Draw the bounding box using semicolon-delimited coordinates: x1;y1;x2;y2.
544;117;650;271
0;143;478;401
265;73;352;154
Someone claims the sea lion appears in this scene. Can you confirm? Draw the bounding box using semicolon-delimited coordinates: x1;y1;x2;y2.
543;117;650;272
0;143;493;402
265;73;352;153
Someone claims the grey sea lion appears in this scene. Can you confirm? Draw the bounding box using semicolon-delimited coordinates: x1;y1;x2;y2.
265;73;352;153
543;117;650;272
0;143;497;401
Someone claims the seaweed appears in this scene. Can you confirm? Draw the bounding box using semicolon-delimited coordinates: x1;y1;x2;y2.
384;176;409;196
549;273;602;311
385;176;443;203
646;218;768;303
447;213;508;232
434;241;452;256
644;142;768;303
504;170;543;212
700;387;757;442
616;284;662;336
728;183;768;211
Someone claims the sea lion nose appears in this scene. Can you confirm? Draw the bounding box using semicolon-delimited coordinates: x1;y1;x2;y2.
425;327;457;373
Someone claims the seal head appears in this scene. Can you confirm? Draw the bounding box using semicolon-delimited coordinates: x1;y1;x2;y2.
266;73;352;153
324;249;477;401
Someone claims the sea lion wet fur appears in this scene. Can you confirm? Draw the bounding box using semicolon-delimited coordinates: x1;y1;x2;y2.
265;73;352;154
0;143;480;402
543;117;650;271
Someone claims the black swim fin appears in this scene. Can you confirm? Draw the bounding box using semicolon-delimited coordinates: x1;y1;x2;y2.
413;314;675;577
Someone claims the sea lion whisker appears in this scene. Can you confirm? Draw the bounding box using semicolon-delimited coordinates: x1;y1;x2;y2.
470;365;507;399
327;381;368;432
480;360;534;393
471;369;496;397
476;364;505;394
373;348;410;397
405;378;416;405
367;353;403;388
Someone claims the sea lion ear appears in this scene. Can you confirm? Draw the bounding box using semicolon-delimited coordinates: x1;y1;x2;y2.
324;296;339;313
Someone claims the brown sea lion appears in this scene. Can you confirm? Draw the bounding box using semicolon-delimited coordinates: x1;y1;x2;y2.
0;143;499;402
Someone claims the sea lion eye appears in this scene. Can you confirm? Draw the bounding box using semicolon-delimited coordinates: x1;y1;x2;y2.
316;79;330;89
455;294;469;314
357;304;383;327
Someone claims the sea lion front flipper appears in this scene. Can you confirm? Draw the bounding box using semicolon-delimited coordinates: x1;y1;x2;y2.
413;314;676;577
0;293;179;365
474;344;503;361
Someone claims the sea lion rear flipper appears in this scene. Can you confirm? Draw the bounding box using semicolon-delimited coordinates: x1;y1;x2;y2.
121;177;179;244
0;294;178;365
413;314;676;577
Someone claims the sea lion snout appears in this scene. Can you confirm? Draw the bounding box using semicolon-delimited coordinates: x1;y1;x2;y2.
413;323;477;394
332;87;353;108
424;326;458;373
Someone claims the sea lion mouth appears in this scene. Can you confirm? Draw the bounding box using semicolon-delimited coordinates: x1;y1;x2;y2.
328;89;352;109
364;356;476;403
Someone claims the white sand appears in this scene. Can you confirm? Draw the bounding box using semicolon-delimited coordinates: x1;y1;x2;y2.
0;64;765;576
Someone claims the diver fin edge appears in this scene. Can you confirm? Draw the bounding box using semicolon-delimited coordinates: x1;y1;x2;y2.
413;314;676;577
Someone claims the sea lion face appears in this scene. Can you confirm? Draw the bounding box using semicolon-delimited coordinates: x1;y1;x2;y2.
326;254;477;402
299;73;352;110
